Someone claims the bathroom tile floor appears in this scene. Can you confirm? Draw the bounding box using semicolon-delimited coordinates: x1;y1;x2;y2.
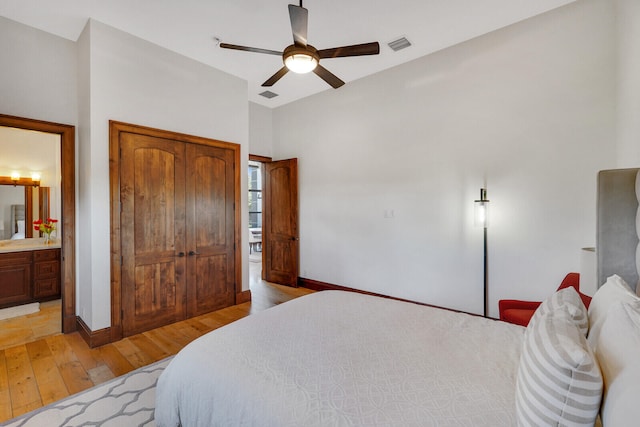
0;300;61;351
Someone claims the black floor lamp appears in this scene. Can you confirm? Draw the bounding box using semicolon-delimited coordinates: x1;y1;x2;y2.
475;188;490;317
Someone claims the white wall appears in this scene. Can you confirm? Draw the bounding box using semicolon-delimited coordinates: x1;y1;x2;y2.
272;0;617;317
615;0;640;167
77;20;249;330
76;20;93;330
0;16;77;125
249;102;273;158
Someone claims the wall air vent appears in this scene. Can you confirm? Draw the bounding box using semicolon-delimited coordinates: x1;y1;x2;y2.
387;36;412;52
259;90;279;99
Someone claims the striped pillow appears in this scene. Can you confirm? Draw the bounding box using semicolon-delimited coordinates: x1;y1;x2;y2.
529;286;589;336
515;307;603;426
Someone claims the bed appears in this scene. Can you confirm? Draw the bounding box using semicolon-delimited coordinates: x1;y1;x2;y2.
157;291;524;426
156;168;640;427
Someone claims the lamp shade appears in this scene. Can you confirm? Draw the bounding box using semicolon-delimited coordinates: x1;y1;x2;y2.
474;188;489;228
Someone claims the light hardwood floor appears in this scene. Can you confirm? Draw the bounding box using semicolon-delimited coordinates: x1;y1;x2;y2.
0;261;313;423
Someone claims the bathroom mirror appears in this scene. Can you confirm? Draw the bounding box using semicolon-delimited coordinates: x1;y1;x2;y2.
0;126;60;241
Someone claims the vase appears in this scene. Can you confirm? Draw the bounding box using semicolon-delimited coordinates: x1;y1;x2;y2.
44;233;51;244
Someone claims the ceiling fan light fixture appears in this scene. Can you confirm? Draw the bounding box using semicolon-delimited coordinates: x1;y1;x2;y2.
283;45;319;74
285;53;318;73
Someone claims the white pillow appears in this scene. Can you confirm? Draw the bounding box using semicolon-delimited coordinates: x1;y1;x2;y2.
587;274;638;351
596;300;640;426
529;286;588;336
515;307;603;426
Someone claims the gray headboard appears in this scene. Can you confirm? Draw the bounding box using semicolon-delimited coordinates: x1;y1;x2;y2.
10;204;25;233
596;168;640;293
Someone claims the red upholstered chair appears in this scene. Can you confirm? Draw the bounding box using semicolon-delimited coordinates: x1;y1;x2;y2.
499;273;592;327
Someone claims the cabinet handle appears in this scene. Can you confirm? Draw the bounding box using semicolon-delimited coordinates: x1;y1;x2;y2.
177;252;185;257
188;250;200;256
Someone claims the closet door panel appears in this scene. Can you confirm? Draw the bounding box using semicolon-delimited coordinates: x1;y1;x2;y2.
186;143;236;316
193;254;229;313
120;133;187;336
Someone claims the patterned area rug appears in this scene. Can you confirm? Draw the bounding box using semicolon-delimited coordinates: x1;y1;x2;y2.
2;357;172;427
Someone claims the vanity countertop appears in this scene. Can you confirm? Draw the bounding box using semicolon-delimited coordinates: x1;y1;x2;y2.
0;237;61;253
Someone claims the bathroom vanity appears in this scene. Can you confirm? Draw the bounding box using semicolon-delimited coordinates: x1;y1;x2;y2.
0;238;61;308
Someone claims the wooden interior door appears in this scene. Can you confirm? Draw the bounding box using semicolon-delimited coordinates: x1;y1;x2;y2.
263;158;299;286
186;143;236;316
120;133;187;336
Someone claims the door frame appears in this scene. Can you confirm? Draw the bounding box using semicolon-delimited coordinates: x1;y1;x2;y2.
109;121;241;343
248;154;272;269
0;114;77;333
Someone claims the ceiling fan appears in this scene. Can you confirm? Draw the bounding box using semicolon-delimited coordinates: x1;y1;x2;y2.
219;1;380;89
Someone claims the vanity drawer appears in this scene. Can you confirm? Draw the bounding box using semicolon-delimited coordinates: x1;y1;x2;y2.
0;251;32;267
34;260;60;279
34;249;59;262
33;249;61;300
34;278;60;299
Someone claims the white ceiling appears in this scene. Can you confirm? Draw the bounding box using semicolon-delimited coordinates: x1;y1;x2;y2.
0;0;576;108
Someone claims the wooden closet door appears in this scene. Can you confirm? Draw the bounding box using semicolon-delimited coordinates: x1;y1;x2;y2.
120;133;187;336
185;143;236;316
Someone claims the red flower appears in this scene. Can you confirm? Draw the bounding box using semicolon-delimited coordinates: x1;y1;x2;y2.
33;218;57;236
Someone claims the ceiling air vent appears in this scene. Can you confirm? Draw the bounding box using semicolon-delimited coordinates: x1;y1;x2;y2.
387;36;411;52
259;90;279;99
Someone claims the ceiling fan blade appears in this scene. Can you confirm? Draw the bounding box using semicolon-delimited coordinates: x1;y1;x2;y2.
318;42;380;59
288;4;308;47
262;66;289;87
219;43;282;56
313;65;345;89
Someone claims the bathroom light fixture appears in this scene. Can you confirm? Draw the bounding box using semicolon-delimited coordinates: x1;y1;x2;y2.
31;172;41;187
10;171;20;186
475;188;490;317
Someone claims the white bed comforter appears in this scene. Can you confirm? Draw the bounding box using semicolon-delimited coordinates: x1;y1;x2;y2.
155;291;524;426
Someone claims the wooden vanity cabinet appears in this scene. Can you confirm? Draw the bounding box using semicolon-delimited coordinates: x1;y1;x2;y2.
0;248;61;308
0;251;32;307
33;249;61;299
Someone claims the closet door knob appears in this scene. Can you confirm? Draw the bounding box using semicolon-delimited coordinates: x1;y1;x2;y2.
188;250;200;256
177;252;185;257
